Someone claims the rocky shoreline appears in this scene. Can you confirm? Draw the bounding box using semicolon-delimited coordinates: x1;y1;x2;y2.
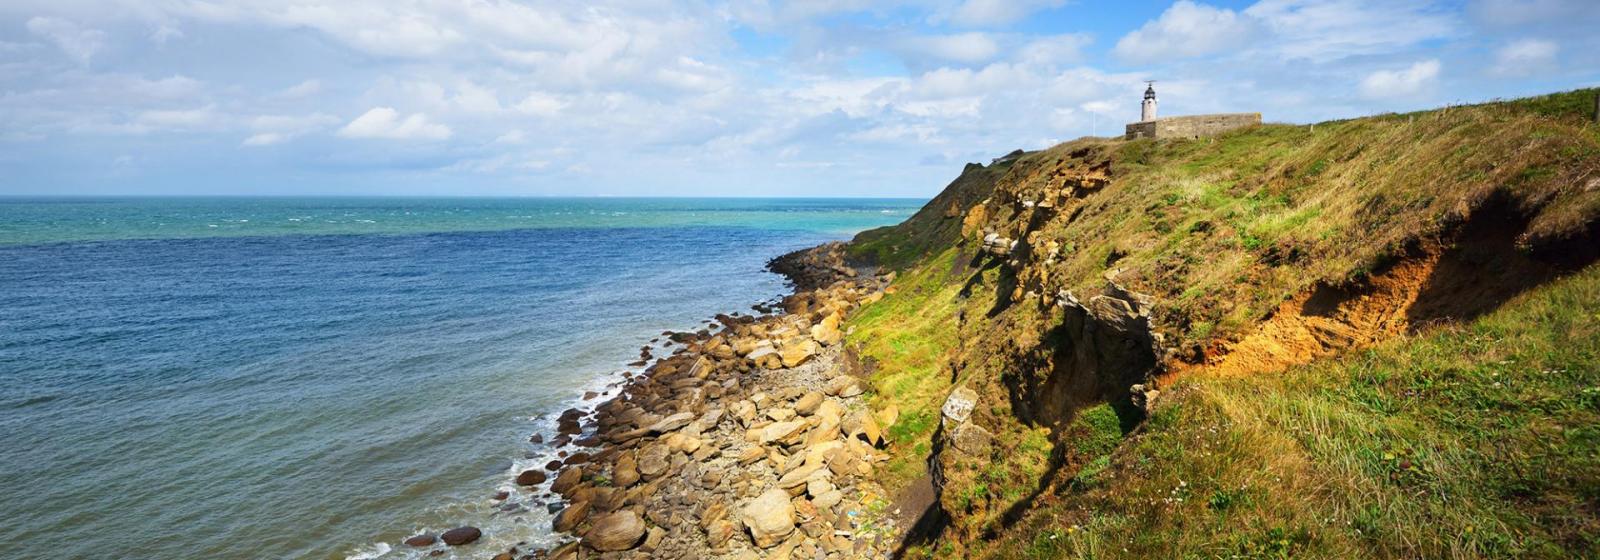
398;241;905;559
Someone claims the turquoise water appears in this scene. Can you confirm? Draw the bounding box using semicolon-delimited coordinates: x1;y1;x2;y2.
0;197;920;559
0;197;916;246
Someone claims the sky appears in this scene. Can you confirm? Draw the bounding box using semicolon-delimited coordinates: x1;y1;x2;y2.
1;0;1596;197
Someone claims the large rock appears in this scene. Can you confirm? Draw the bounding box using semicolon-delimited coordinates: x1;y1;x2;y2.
552;500;591;533
756;420;807;446
741;488;796;548
942;386;978;425
612;453;640;488
779;339;820;368
402;534;436;547
825;376;863;398
843;410;884;447
746;344;782;369
515;469;547;486
439;526;482;546
810;313;842;346
793;391;824;416
647;411;696;434
584;510;647;552
637;444;671;480
550;467;582;495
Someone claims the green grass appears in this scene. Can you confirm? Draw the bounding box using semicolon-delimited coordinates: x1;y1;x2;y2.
979;263;1600;559
845;247;967;490
835;89;1600;559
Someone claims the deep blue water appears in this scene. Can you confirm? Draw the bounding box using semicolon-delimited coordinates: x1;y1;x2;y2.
0;198;919;559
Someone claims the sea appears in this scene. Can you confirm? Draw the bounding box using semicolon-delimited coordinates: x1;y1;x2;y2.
0;197;922;559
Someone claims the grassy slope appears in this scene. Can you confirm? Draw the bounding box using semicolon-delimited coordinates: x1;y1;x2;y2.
986;260;1600;559
841;89;1600;558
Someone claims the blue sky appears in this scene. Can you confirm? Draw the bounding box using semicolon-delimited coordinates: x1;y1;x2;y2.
1;0;1595;197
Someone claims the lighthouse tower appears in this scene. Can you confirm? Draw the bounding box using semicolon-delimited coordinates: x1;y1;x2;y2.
1141;81;1158;122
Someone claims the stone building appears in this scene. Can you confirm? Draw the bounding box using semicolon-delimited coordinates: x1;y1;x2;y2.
1125;83;1260;140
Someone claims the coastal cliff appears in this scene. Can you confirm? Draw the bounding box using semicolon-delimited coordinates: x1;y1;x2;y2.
837;87;1600;559
420;88;1600;559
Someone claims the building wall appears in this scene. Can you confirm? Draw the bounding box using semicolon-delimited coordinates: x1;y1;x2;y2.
1124;113;1261;140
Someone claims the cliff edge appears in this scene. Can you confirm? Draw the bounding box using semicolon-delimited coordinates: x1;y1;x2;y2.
835;88;1600;559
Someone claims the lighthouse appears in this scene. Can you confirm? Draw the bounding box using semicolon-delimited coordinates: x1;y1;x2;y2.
1141;81;1157;122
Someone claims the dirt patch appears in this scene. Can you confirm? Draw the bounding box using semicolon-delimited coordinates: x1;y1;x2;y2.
1190;254;1438;377
1173;198;1577;379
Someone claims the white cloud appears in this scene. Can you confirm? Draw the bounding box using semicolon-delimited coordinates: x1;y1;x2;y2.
515;92;567;117
338;107;452;140
242;133;287;146
150;24;184;44
1114;1;1253;63
1359;59;1440;99
1491;39;1558;77
1245;0;1458;62
26;17;106;65
242;113;339;146
278;80;322;98
134;105;222;131
1015;34;1092;67
895;32;1001;65
949;0;1068;27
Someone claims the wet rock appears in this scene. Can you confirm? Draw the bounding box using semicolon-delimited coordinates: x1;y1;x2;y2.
528;433;544;444
492;490;510;501
583;510;646;551
403;534;437;547
439;526;482;546
515;470;547;486
741;488;797;548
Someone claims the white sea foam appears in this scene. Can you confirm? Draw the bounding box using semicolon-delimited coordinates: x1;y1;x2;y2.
344;542;391;560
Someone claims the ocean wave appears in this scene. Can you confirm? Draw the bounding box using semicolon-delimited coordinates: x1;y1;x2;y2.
344;542;391;560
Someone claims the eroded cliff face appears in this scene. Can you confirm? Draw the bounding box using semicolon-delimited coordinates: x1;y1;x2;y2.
841;90;1600;557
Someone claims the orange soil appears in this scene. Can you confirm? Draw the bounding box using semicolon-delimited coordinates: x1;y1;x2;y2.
1185;253;1439;378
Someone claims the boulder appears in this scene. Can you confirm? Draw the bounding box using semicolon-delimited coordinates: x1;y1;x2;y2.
439;526;482;546
793;391;824;416
779;339;820;368
942;386;978;425
810;313;842;346
843;411;884;447
648;411;696;434
825;376;863;398
515;469;548;486
402;534;436;547
552;500;591;533
550;467;582;495
637;444;671;480
741;488;796;548
612;454;640;488
756;421;807;446
584;510;647;552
